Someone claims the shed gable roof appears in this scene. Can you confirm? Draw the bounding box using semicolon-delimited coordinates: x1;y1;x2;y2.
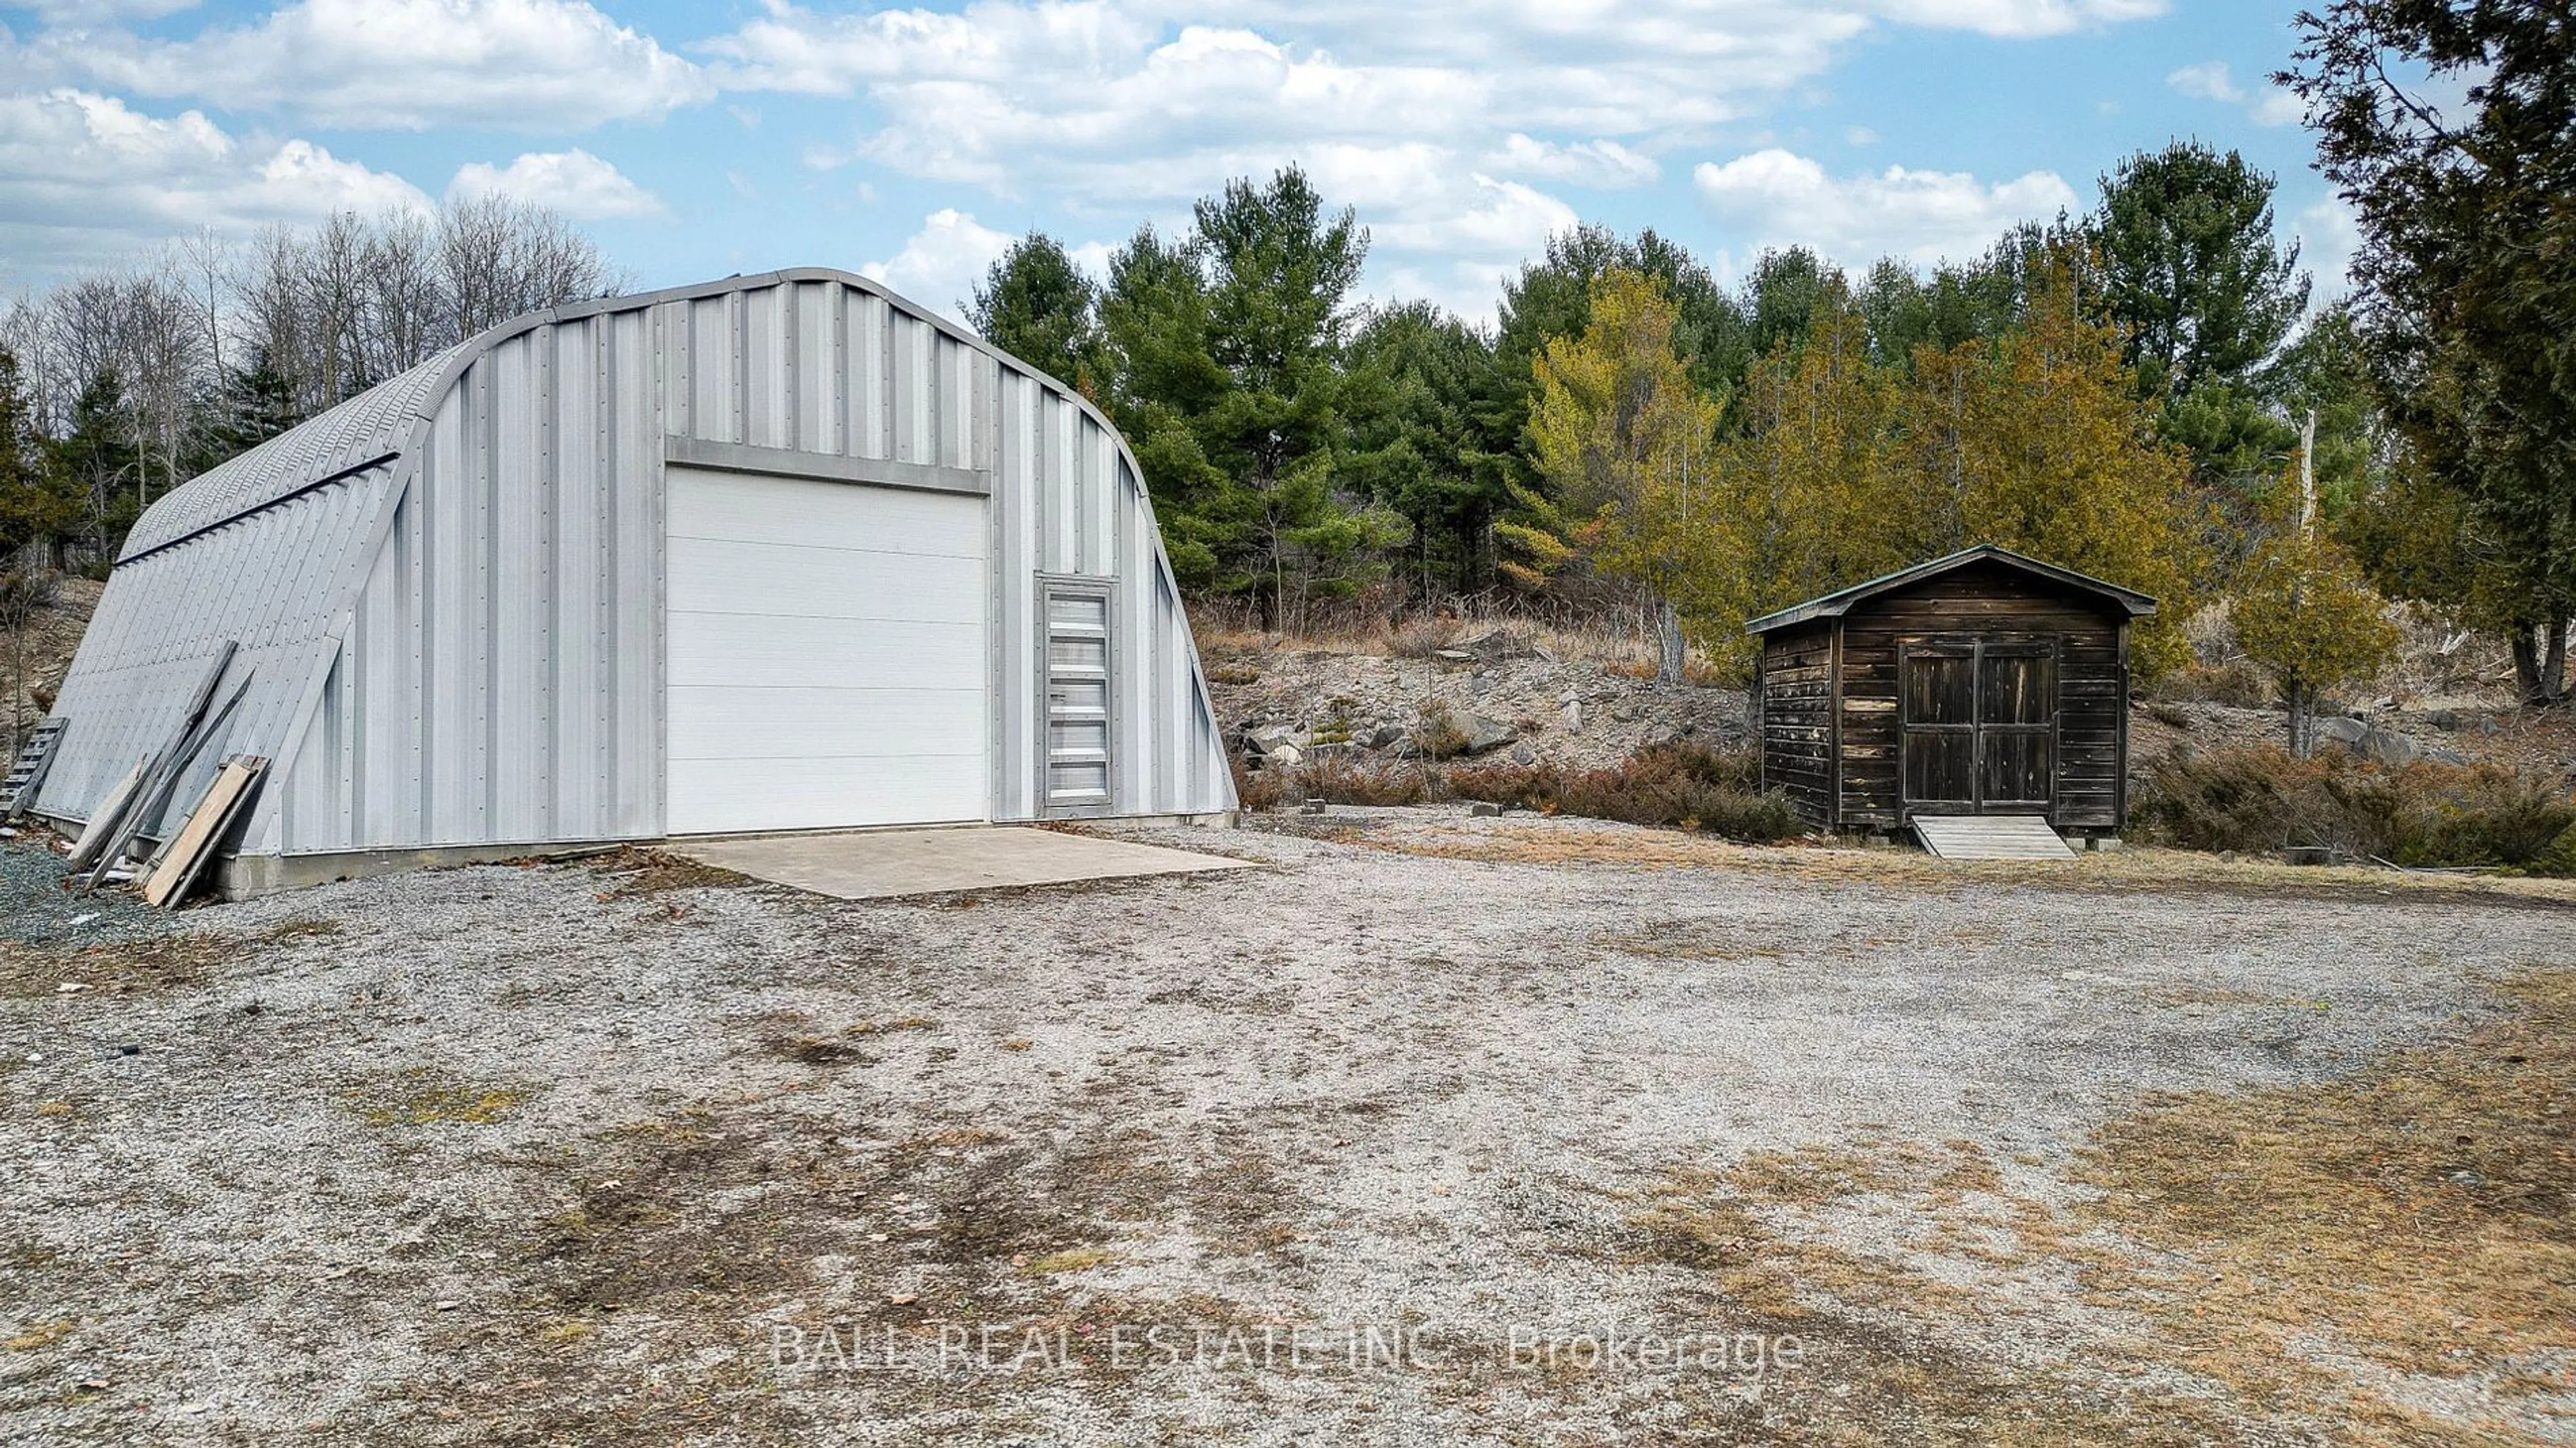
1741;545;2158;636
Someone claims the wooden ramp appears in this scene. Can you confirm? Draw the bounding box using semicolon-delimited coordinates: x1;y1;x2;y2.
1913;814;2077;862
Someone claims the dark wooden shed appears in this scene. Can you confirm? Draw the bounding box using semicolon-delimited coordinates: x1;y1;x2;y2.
1746;546;2157;839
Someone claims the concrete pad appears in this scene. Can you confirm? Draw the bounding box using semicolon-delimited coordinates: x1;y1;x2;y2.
672;825;1256;901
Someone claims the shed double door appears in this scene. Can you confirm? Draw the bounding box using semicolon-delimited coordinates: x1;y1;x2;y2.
1899;641;2056;817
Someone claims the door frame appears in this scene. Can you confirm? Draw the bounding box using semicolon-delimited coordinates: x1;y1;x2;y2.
1897;635;2062;822
1034;573;1118;818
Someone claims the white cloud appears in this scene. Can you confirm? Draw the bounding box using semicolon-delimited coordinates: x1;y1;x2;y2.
698;0;2165;318
447;148;663;220
1693;148;2078;268
0;88;429;278
1871;0;2168;38
2294;195;2359;295
2163;60;2236;102
862;208;1018;320
2165;60;2304;127
62;0;709;130
15;0;199;19
705;5;1864;317
1489;134;1659;189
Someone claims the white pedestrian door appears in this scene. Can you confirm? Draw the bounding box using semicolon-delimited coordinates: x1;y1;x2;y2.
664;466;989;833
1042;582;1112;815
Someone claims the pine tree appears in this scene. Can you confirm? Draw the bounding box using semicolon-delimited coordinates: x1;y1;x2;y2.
2282;0;2576;701
1341;304;1518;599
1097;170;1406;627
0;349;76;562
52;368;144;560
966;235;1105;398
2236;452;2400;755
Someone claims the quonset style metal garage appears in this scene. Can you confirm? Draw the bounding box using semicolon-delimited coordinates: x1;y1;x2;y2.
38;268;1236;894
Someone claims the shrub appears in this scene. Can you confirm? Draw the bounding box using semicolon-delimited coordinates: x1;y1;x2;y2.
2136;746;2576;868
1387;615;1459;658
1448;741;1800;843
1230;754;1289;812
1413;699;1470;760
2528;823;2576;879
1291;752;1431;806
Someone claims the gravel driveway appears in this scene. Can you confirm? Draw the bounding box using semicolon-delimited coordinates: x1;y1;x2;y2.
2;811;2568;1446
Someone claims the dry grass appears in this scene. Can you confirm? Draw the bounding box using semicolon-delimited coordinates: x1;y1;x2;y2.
346;1068;537;1129
2074;966;2576;1388
0;916;346;999
1621;1154;2283;1446
1612;968;2576;1445
582;847;755;897
1022;1245;1117;1274
1193;607;1672;673
1338;821;2576;907
2;1319;74;1352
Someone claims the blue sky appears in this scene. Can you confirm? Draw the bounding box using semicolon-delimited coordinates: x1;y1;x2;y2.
0;0;2351;323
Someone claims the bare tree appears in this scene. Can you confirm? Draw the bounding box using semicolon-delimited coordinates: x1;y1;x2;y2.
366;209;445;382
437;193;624;340
3;198;627;556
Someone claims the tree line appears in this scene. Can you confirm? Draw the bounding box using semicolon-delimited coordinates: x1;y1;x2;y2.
1;0;2563;738
961;1;2567;721
0;195;623;569
968;150;2357;693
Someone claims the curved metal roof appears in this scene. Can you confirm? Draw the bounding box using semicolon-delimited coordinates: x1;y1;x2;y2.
121;266;1129;563
121;343;464;558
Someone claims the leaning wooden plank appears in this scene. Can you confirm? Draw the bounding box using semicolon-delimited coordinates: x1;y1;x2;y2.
111;673;256;882
64;754;155;872
97;643;237;846
144;756;268;908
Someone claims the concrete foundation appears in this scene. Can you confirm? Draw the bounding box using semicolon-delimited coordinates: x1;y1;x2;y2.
205;813;1242;900
671;824;1255;901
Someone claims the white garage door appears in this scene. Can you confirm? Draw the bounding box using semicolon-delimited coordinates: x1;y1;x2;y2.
665;466;989;833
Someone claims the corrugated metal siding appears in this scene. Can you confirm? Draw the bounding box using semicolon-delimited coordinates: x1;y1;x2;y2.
45;268;1234;863
38;466;400;850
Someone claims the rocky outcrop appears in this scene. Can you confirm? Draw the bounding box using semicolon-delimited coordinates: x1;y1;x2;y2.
1209;642;1748;772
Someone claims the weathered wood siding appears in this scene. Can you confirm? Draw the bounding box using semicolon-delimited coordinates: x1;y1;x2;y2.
1757;557;2132;832
1836;560;2127;829
1757;619;1836;827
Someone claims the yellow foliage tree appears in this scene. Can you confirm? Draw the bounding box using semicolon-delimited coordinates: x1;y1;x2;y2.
1717;257;2204;680
1711;288;1909;670
1527;270;1723;682
2235;450;2399;756
1888;264;2204;676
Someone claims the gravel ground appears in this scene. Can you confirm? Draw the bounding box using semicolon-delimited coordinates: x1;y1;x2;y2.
1;816;2569;1446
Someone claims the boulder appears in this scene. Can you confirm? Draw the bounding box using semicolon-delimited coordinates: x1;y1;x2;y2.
1454;711;1517;756
2358;726;2419;766
1244;723;1308;756
1263;742;1305;769
2312;716;2367;745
